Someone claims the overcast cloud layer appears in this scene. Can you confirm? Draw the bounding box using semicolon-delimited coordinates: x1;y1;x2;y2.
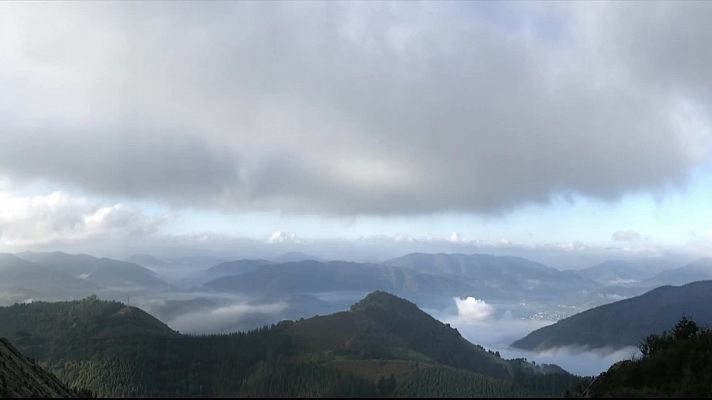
1;2;711;215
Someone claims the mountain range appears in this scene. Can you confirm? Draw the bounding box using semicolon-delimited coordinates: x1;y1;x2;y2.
576;259;673;286
203;260;478;303
384;252;600;303
204;258;275;278
0;253;98;304
19;251;169;290
5;249;712;339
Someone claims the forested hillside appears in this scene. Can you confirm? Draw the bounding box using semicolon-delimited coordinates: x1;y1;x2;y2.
0;292;583;397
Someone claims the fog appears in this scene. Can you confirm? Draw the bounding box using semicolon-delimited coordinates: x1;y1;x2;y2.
168;300;288;334
499;346;640;377
439;299;639;376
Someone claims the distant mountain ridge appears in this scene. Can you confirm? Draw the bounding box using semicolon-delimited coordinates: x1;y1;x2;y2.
125;253;166;267
203;260;478;301
0;253;98;304
577;259;673;286
646;258;712;287
272;251;321;263
205;258;275;277
385;252;600;302
19;251;170;290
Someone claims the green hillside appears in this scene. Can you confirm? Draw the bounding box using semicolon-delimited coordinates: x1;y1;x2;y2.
0;292;583;397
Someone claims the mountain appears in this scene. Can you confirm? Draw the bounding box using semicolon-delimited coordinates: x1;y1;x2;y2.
125;253;166;267
287;291;512;379
577;259;672;286
0;338;78;398
205;258;274;277
203;260;477;301
647;258;712;287
581;317;712;397
1;296;176;345
0;292;583;397
19;251;170;290
385;253;600;302
511;281;712;351
273;251;321;263
0;253;97;304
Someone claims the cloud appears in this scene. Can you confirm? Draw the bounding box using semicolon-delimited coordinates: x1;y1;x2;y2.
0;191;164;248
454;296;494;322
392;232;415;242
612;230;642;242
0;2;710;215
268;231;299;244
448;232;463;243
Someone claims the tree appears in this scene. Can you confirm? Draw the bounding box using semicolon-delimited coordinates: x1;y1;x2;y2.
672;315;699;340
639;316;700;357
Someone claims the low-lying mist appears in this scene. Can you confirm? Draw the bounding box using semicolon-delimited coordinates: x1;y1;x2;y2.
438;297;639;376
168;300;289;334
500;346;639;377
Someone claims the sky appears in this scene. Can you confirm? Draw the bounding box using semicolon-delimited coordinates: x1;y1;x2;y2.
1;1;711;262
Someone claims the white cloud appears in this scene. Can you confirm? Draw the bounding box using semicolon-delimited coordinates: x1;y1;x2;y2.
449;232;463;243
454;296;494;322
393;232;415;242
0;191;164;248
268;231;299;244
612;229;642;242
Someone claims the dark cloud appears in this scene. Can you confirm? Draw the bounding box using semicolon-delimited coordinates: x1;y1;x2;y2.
0;2;709;214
